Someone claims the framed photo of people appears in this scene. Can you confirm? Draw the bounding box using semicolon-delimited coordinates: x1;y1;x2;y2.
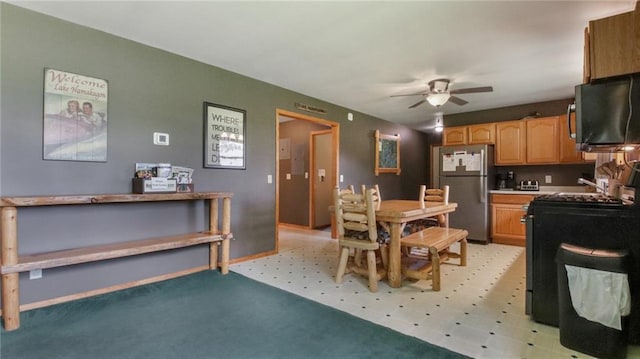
203;102;246;169
43;68;108;162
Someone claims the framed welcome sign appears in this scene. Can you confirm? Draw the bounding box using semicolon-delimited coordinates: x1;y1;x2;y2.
43;68;108;162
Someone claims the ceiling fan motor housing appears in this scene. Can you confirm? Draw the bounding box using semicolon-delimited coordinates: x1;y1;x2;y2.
429;79;450;93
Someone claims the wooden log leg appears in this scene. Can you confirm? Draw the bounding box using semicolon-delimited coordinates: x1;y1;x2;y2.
429;247;441;291
460;238;468;267
379;244;389;270
209;242;219;270
367;250;378;292
1;274;19;330
335;247;350;284
220;197;231;275
2;207;20;330
354;249;363;267
208;198;219;270
220;239;229;275
387;223;402;288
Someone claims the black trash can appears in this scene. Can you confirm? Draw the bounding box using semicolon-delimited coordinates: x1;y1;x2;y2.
555;243;631;359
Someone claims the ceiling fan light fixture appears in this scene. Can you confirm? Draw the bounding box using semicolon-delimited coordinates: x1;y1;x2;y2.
434;111;444;132
427;93;450;107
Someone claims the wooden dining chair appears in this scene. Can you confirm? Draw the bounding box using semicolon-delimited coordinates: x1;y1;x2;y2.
360;184;381;207
334;187;387;292
419;185;449;227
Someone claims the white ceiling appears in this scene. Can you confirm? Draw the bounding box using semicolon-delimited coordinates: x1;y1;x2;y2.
11;1;636;132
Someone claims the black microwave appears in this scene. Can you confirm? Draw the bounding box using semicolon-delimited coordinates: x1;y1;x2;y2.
572;73;640;151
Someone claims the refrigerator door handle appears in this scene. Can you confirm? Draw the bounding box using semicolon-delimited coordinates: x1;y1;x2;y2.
480;149;486;203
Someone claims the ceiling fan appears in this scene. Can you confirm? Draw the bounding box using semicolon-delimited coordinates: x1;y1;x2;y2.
391;79;493;108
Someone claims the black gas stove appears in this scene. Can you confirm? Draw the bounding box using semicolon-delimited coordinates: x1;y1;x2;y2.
532;193;624;208
525;190;640;343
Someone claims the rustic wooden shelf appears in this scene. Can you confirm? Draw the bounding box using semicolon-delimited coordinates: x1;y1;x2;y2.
0;192;233;331
1;231;232;275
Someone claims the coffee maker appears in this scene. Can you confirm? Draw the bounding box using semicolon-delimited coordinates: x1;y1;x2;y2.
496;171;516;190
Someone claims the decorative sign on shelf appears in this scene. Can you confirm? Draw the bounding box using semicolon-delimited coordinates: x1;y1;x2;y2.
374;130;401;176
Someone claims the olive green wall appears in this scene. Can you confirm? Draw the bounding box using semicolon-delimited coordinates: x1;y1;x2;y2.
0;4;429;305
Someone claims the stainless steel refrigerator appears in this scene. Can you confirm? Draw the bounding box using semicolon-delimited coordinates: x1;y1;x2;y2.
438;144;494;243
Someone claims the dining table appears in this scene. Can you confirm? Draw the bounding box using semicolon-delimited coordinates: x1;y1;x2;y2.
330;199;458;288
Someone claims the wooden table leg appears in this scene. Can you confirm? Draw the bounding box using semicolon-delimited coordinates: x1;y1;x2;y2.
2;207;20;330
387;222;402;288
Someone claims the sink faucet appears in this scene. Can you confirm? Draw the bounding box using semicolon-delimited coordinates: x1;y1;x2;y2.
577;178;607;194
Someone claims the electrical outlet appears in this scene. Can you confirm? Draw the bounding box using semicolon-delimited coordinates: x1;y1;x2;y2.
30;269;42;280
545;175;552;184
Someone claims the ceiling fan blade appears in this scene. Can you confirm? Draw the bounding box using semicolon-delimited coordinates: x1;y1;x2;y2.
448;96;468;106
450;86;493;94
408;99;427;108
390;92;429;98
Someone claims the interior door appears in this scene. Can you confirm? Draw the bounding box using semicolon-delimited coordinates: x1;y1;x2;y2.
311;130;333;228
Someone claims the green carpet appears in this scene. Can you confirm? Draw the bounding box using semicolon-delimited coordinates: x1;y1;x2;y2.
1;271;468;359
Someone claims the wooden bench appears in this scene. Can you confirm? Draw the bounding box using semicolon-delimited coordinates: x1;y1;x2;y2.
400;226;468;291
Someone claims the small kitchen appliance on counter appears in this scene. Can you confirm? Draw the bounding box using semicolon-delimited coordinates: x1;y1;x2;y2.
495;171;516;190
519;180;539;191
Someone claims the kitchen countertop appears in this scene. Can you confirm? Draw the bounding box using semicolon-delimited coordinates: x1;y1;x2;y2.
490;186;591;196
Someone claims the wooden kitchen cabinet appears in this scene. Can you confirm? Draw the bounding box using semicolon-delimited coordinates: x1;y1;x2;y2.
491;194;536;246
443;124;495;146
585;3;640;81
559;112;588;163
526;116;559;164
443;126;467;146
495;120;526;165
468;123;495;144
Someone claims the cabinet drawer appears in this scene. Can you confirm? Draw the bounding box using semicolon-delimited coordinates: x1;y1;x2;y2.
491;194;536;204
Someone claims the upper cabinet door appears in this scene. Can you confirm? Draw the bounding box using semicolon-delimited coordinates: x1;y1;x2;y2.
559;113;586;163
468;123;495;145
526;117;559;164
495;121;526;165
443;126;467;146
588;6;640;80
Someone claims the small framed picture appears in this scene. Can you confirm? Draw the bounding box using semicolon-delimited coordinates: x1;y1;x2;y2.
203;102;246;169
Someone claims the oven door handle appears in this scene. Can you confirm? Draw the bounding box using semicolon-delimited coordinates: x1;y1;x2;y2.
521;214;533;224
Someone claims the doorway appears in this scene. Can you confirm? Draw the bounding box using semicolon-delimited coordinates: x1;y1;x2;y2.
311;130;333;228
275;109;339;251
